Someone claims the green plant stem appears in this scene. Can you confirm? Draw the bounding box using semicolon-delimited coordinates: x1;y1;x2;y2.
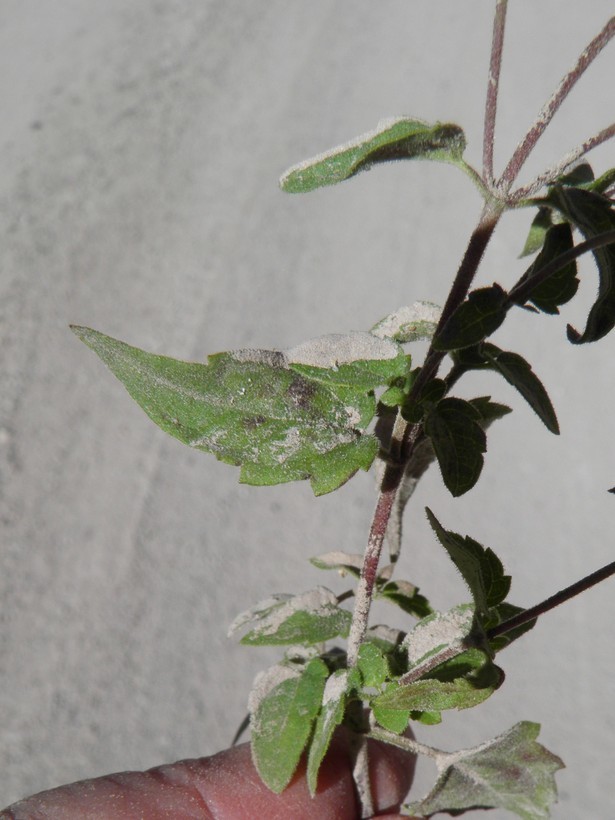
483;0;508;184
487;558;615;640
498;16;615;192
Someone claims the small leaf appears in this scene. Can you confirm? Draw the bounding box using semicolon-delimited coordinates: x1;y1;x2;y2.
307;669;355;795
468;395;513;424
426;508;511;617
71;328;407;497
371;301;442;343
433;285;507;351
374;648;502;712
558;161;595;187
357;642;389;688
486;602;537;653
424;397;486;496
372;703;412;734
231;587;351;646
405;721;564;819
586;167;615;195
249;658;328;793
515;223;578;314
377;580;433;618
280;118;466;193
520;207;554;258
482;345;559;434
546;186;615;343
309;551;363;578
402;605;477;672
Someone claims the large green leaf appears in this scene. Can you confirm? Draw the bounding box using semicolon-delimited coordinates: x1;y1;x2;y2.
514;223;578;314
405;722;564;819
248;658;328;793
426;508;510;617
546;186;615;343
229;587;351;646
433;285;507;351
280;118;466;193
424;397;487;496
72;327;406;496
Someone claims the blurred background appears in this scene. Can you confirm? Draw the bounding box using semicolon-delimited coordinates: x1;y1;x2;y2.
1;1;614;815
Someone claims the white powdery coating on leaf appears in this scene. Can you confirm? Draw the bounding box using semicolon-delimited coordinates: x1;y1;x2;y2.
248;664;299;720
322;670;349;706
286;332;399;368
230;348;288;368
228;594;292;637
371;302;442;341
311;551;364;571
403;607;474;667
246;587;340;638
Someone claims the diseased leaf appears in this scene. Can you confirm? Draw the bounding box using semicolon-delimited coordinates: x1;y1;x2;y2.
71;327;407;496
426;508;511;617
309;551;363;578
424;397;486;496
520;207;554;258
357;642;389;688
248;658;328;793
433;285;507;351
546;186;615;343
402;605;477;673
371;301;442;343
374;648;502;712
280;118;466;193
230;587;351;646
405;721;564;819
377;580;433;618
307;669;356;795
515;223;578;314
482;345;559;434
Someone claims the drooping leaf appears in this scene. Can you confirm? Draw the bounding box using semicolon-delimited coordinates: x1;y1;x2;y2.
424;397;487;496
229;587;351;646
248;658;329;793
426;508;510;617
545;185;615;343
371;301;442;343
405;721;564;819
307;669;357;795
71;327;406;496
376;580;433;618
374;648;502;712
520;207;554;258
514;223;578;314
433;285;507;351
280;118;466;193
482;345;559;434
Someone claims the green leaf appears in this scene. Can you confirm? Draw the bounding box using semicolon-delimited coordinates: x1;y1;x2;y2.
377;580;433;618
248;658;329;793
468;395;513;424
586;167;615;195
374;648;501;712
357;642;389;688
372;703;412;734
405;721;564;819
486;602;537;653
371;301;442;343
280;118;466;193
558;161;595;187
426;508;510;617
545;186;615;343
72;327;406;496
520;207;554;258
229;587;351;646
402;605;478;673
424;397;486;496
306;669;356;795
515;223;579;314
433;285;507;351
482;345;559;434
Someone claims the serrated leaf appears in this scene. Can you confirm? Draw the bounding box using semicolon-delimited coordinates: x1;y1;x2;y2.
71;328;407;496
377;580;433;618
248;658;328;793
306;669;354;795
515;223;578;314
520;207;554;258
482;345;559;434
280;118;466;193
545;186;615;343
405;721;564;819
426;508;510;617
309;551;363;578
371;301;442;343
424;397;486;496
231;587;351;646
433;285;507;351
374;648;501;712
357;642;389;688
468;395;513;423
372;703;412;734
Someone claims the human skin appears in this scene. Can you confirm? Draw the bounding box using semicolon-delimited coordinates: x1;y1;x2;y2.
0;736;416;819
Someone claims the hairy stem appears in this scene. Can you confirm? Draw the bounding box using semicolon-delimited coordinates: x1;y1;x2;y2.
483;0;508;183
368;726;444;761
487;558;615;639
499;16;615;191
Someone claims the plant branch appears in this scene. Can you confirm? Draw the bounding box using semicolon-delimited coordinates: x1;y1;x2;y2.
499;16;615;191
507;229;615;306
487;558;615;640
368;726;444;761
483;0;508;183
512;121;615;200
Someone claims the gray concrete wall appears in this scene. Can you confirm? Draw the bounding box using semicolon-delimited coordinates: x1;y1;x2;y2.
1;2;614;816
